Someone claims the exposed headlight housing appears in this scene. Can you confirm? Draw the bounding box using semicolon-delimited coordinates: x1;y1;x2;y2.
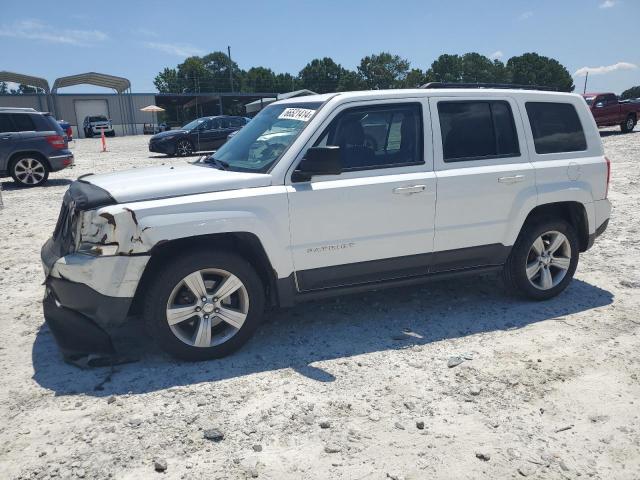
77;242;119;256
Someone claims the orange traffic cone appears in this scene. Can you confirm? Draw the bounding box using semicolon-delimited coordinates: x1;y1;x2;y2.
101;129;107;152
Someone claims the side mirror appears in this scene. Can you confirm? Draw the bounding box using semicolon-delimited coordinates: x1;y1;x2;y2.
292;146;342;182
595;102;604;108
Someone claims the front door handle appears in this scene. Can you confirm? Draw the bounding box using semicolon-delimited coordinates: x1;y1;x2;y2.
498;175;525;184
393;184;426;195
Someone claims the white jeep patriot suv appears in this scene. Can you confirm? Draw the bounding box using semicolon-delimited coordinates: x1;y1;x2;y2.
41;84;611;361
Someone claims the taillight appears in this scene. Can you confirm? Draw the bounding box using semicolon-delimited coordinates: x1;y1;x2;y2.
66;127;72;138
46;134;66;150
605;156;611;199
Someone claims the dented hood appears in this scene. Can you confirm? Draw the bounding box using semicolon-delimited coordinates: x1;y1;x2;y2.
82;164;272;203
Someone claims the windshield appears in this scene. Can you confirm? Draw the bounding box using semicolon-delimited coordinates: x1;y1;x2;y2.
211;102;322;173
182;118;206;131
90;116;108;122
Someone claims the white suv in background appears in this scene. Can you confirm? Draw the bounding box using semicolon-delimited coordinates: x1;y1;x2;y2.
41;84;611;361
83;115;115;138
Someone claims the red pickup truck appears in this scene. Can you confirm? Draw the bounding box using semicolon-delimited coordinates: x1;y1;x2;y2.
583;92;640;133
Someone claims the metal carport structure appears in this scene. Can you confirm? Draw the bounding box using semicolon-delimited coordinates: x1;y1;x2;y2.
51;72;137;135
0;70;53;112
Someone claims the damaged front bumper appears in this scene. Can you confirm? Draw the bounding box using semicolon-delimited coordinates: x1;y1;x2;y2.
41;244;149;358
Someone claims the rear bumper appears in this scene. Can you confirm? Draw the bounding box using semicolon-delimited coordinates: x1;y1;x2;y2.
42;278;131;357
586;218;609;250
48;151;74;172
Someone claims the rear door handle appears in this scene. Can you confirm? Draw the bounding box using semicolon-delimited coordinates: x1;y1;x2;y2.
393;184;426;195
1;135;12;140
498;175;525;184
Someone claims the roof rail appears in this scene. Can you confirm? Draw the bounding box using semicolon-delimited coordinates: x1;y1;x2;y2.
420;82;559;92
0;107;38;112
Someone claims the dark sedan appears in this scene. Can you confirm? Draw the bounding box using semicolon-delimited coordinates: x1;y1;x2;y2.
149;115;249;156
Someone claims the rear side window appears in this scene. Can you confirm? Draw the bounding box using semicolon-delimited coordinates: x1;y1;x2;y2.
525;102;587;154
0;114;14;133
10;114;36;132
438;101;520;162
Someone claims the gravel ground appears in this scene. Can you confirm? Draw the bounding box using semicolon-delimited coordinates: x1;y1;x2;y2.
0;129;639;480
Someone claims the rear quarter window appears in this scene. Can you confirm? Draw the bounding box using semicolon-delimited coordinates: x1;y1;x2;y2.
10;114;36;132
525;102;587;154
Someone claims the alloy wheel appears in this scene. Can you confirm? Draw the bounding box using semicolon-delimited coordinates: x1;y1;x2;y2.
525;230;572;290
177;140;193;156
14;157;47;186
166;268;249;348
627;117;635;131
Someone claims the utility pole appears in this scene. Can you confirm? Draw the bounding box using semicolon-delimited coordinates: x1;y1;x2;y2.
583;71;589;94
227;46;234;92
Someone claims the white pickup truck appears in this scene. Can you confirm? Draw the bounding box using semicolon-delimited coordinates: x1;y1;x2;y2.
41;85;611;361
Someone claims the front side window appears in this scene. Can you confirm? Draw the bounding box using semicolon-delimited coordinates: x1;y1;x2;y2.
210;102;322;173
313;103;423;170
182;118;206;131
525;102;587;154
229;117;245;127
437;100;520;162
205;119;220;130
10;114;36;132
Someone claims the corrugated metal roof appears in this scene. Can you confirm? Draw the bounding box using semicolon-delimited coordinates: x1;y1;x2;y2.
0;71;50;93
52;72;131;93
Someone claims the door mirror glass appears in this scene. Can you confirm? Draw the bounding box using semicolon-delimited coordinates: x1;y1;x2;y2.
594;102;604;108
292;146;342;182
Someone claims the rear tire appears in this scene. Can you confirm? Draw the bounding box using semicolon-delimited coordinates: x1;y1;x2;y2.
621;115;636;133
143;250;265;361
503;217;579;300
107;131;116;137
10;154;50;187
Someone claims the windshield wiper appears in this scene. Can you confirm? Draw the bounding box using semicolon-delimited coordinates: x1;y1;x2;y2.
205;156;230;170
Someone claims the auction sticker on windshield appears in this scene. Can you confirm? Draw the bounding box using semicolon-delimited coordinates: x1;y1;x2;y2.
278;108;315;122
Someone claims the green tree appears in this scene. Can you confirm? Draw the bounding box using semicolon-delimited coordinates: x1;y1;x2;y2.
243;67;277;92
274;73;299;93
425;53;507;84
201;51;242;92
174;56;212;93
298;57;344;93
401;68;426;88
506;52;574;91
425;54;464;83
154;67;182;93
492;59;510;83
337;70;366;91
621;85;640;100
358;52;411;89
459;53;500;82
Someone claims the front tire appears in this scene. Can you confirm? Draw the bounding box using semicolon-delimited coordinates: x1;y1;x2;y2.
176;139;194;157
620;115;636;133
10;154;50;187
143;251;265;361
503;218;579;300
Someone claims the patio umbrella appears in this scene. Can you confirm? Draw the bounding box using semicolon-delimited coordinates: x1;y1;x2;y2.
140;105;165;132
